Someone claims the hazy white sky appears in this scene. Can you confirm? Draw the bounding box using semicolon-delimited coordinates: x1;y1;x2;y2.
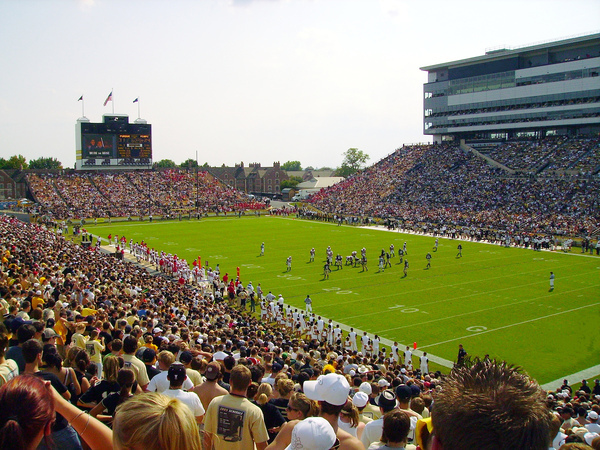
0;0;598;169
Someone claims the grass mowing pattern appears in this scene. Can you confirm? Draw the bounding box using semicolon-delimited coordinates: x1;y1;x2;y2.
86;215;600;384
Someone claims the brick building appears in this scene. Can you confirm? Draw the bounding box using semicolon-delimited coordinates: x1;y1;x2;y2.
208;161;289;196
0;170;28;200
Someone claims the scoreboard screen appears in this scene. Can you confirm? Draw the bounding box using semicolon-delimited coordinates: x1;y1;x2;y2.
117;134;152;158
81;121;151;159
82;134;115;158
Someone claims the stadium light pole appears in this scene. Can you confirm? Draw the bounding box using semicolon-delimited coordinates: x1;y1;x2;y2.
147;170;151;219
196;150;199;219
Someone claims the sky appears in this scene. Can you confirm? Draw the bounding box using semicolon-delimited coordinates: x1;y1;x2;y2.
0;0;599;170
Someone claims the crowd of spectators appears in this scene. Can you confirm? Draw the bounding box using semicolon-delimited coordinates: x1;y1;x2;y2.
481;137;600;172
27;169;267;220
308;141;600;237
1;214;600;449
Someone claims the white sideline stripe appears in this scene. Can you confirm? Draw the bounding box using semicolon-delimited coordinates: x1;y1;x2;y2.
541;365;600;391
421;302;600;349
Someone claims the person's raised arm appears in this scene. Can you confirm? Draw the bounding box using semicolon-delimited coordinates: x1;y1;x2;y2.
50;384;113;450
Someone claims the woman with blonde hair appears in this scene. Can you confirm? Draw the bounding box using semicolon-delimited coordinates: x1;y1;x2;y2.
253;383;285;443
113;392;202;450
271;377;295;419
50;386;202;450
265;392;319;450
78;355;121;409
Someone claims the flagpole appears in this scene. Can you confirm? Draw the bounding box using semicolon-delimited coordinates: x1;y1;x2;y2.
112;87;115;114
138;97;140;119
81;98;85;117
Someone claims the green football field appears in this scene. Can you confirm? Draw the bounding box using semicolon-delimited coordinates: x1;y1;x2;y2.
85;215;600;385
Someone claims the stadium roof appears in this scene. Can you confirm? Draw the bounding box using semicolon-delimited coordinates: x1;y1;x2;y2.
420;32;600;72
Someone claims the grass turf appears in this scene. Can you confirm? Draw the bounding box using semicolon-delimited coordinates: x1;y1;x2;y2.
85;215;600;384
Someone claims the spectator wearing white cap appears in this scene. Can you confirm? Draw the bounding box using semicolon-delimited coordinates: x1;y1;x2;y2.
359;382;381;421
587;410;600;434
285;417;337;450
299;373;363;450
352;391;373;426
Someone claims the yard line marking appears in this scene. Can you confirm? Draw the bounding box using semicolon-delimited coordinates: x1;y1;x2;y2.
420;302;600;349
340;280;598;322
376;284;597;333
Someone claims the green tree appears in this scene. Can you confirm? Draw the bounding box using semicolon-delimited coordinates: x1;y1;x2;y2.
281;160;302;171
28;157;63;170
335;148;369;177
280;176;303;189
201;162;210;168
180;158;199;169
155;159;176;168
0;154;28;170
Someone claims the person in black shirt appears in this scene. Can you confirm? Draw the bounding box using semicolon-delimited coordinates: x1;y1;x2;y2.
22;339;83;449
457;344;467;367
142;348;161;380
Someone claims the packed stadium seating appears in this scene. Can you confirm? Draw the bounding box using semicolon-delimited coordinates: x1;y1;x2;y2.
27;169;267;220
308;139;600;237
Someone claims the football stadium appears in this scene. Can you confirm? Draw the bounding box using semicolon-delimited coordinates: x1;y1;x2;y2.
1;30;600;450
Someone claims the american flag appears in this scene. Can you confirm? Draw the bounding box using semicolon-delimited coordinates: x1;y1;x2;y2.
103;91;113;106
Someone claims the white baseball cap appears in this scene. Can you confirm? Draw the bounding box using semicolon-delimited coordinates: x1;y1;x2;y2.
352;391;369;408
378;378;390;387
359;381;372;395
285;417;336;450
304;373;350;406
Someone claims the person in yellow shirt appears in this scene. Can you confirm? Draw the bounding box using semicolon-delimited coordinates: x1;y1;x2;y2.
81;307;98;317
53;312;71;357
143;334;158;353
31;290;45;310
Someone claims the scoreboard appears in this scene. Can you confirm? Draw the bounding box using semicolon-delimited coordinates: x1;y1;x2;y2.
81;118;152;160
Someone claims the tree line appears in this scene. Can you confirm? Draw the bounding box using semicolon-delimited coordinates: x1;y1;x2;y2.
0;155;63;170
